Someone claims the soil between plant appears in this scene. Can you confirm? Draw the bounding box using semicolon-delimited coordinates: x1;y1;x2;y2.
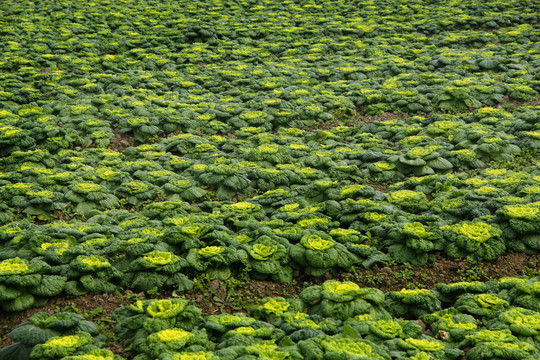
0;251;538;358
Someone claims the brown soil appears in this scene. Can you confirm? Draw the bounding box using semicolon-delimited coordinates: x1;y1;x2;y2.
364;180;391;193
526;96;540;107
496;95;540;110
0;291;139;358
351;110;411;127
108;128;135;152
184;279;299;316
1;252;537;356
312;95;540;134
305;110;410;132
340;251;539;293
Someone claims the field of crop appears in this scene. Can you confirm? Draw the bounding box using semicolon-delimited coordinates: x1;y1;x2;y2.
1;0;539;359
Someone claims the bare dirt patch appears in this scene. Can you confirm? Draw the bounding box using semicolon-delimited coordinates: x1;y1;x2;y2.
351;110;411;127
0;291;140;358
495;95;540;111
108;128;135;152
305;110;411;132
1;252;538;357
340;252;539;293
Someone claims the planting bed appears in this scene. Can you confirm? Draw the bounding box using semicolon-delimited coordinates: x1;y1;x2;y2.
0;0;539;359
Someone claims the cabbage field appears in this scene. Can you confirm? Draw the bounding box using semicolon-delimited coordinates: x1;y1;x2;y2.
0;0;539;359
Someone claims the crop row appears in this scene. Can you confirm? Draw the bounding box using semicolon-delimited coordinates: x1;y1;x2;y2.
1;105;539;215
1;277;538;360
1;2;539;300
2;105;540;311
1;148;540;310
1;0;539;151
0;1;539;358
3;102;540;166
